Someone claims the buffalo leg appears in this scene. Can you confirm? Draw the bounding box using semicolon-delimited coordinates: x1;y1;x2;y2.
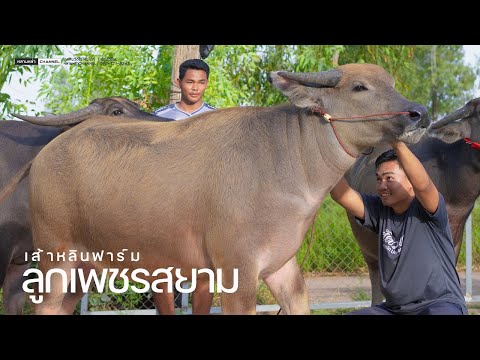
2;262;30;314
35;260;76;315
59;263;95;314
191;279;213;314
263;256;310;315
152;287;176;315
220;267;257;315
153;279;213;315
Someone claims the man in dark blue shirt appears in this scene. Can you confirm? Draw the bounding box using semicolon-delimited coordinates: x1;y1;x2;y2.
330;141;467;315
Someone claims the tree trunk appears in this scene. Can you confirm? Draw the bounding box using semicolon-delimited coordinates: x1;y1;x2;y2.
169;45;200;104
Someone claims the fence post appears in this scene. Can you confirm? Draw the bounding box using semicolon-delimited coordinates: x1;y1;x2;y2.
465;214;473;302
80;293;89;315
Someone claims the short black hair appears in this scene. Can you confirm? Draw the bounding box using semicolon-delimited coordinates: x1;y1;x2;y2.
375;149;399;169
179;59;210;80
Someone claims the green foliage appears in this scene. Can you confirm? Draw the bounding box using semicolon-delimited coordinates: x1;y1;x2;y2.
206;45;344;107
340;45;417;94
0;45;61;118
7;45;475;119
36;45;173;114
396;45;476;119
87;278;153;312
333;45;477;119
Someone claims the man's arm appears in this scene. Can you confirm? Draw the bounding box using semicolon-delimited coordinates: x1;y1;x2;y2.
330;177;365;220
391;141;439;214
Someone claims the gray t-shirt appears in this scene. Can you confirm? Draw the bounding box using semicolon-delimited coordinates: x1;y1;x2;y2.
357;193;467;314
152;102;216;120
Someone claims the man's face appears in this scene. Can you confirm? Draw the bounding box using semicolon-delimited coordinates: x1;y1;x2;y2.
375;160;414;208
178;69;208;105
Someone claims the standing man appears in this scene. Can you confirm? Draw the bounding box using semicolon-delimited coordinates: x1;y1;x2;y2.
330;141;467;315
153;58;216;120
152;58;216;315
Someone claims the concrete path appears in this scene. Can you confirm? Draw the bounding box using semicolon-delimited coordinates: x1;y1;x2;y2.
304;271;480;305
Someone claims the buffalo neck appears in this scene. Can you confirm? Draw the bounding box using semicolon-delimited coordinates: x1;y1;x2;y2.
260;106;357;200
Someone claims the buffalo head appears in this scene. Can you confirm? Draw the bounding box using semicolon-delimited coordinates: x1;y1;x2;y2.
12;97;171;126
428;97;480;144
269;63;430;154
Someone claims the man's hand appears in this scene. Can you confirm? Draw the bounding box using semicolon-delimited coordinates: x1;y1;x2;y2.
389;140;405;151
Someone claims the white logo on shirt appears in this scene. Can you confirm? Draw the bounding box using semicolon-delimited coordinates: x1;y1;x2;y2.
382;229;404;255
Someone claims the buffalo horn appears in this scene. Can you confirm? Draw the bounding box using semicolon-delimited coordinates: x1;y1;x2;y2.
12;102;104;126
276;69;341;88
430;103;475;129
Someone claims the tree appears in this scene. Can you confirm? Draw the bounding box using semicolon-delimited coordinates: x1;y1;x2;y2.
405;45;476;119
29;45;477;119
37;45;173;114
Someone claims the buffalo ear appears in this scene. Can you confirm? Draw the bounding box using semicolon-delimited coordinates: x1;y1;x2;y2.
269;70;340;109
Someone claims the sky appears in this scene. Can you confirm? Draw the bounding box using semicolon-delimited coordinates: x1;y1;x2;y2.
464;45;480;96
3;45;480;116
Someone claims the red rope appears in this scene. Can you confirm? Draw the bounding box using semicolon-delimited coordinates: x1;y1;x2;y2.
464;138;480;150
311;106;412;158
325;111;410;121
329;121;358;158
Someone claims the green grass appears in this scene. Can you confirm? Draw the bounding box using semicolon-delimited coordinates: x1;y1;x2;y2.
352;288;371;301
311;308;359;315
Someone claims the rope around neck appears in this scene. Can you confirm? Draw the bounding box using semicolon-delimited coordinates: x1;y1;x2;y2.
311;106;411;158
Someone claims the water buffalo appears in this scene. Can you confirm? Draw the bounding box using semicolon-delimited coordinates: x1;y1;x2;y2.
345;97;480;305
24;63;429;314
0;97;172;314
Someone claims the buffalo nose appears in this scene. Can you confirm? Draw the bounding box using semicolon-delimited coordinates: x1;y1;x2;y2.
408;105;428;121
408;105;430;127
409;110;422;120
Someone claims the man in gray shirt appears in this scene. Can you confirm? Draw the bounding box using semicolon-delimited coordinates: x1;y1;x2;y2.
330;141;467;315
153;58;216;120
152;58;216;314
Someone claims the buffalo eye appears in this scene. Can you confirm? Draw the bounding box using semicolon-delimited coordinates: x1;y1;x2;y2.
112;110;123;116
353;84;368;92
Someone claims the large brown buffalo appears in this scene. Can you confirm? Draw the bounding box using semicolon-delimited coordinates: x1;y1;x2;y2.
345;97;480;305
24;64;429;314
0;97;171;314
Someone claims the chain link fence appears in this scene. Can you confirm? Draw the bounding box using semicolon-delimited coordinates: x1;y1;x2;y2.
79;197;480;314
